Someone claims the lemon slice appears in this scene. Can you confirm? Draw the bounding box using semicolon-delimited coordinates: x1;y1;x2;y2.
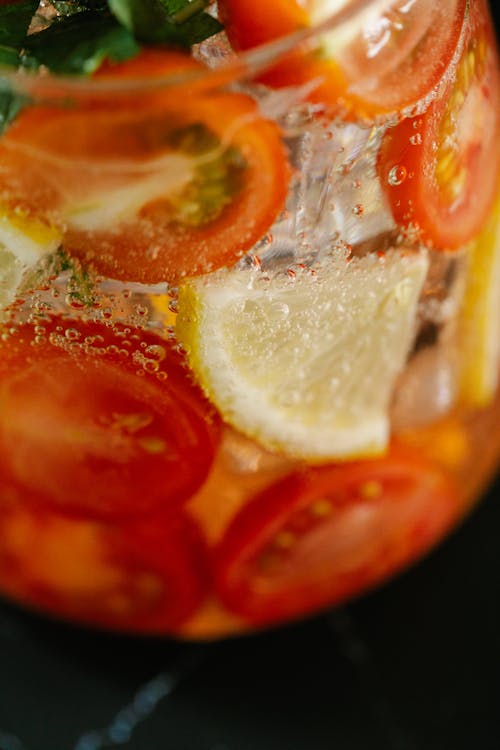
177;249;428;461
458;194;500;407
0;204;62;310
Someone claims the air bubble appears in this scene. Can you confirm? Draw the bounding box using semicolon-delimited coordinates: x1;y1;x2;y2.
352;204;364;216
409;133;422;146
65;328;81;341
145;344;167;362
388;165;407;186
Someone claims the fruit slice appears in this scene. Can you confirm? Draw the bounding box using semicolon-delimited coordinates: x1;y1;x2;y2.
219;0;466;118
0;50;290;285
0;317;219;520
378;0;500;249
0;500;207;633
0;204;61;309
176;249;428;461
458;191;500;407
213;445;459;626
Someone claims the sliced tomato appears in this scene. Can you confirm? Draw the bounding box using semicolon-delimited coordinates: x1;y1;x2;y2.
0;50;290;284
0;498;207;632
219;0;466;118
0;317;219;520
378;0;500;249
213;446;459;626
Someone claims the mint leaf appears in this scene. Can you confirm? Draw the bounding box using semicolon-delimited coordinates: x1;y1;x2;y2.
0;0;39;47
24;12;140;74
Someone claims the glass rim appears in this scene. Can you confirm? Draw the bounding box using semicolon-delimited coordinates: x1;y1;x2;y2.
0;0;379;97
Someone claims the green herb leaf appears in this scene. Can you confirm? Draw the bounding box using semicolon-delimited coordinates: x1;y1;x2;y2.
22;248;97;309
52;1;108;15
0;44;21;68
0;0;39;48
0;81;28;135
166;8;222;46
24;11;140;74
108;0;222;46
107;0;167;39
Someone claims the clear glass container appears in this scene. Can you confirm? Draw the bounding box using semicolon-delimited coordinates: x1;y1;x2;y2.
0;0;498;638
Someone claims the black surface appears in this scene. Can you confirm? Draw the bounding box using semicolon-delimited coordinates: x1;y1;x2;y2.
2;5;500;750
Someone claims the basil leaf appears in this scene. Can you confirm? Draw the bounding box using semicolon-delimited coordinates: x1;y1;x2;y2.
108;0;222;46
52;1;108;15
166;10;222;46
108;0;169;40
0;82;28;135
0;45;21;69
0;0;39;47
24;12;140;74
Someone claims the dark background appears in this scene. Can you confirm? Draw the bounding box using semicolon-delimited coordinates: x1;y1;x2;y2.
2;5;500;750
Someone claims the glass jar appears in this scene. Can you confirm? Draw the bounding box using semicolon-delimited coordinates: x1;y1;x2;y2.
0;0;498;638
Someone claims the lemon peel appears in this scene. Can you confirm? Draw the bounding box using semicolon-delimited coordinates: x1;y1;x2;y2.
177;249;428;461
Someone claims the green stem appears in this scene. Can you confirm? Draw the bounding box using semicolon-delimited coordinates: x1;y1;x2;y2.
171;0;208;25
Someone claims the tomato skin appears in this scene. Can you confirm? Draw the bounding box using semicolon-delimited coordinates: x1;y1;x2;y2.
378;0;500;249
0;50;291;285
95;47;203;82
66;94;290;285
0;498;208;632
213;446;459;626
0;317;219;520
219;0;467;119
218;0;307;50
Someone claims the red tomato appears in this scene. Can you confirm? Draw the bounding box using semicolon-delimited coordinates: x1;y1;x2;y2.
219;0;466;118
0;317;219;520
213;446;459;626
0;498;207;632
0;50;290;284
378;0;500;249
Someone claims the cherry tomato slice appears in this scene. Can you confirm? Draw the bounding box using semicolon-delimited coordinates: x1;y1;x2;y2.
0;317;219;520
213;446;459;626
378;0;500;249
219;0;466;118
0;50;290;284
0;497;207;632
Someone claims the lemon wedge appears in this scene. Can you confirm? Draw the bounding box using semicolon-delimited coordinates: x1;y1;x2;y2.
177;249;428;461
0;204;62;310
458;195;500;407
